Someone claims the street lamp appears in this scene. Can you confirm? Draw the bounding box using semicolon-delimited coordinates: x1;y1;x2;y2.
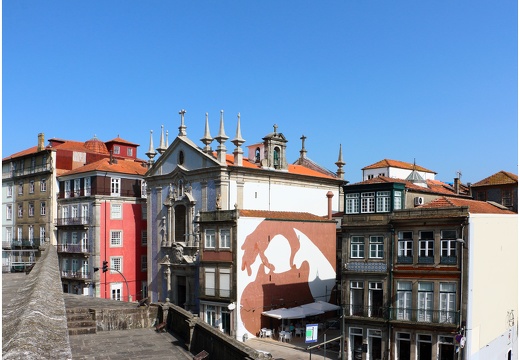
94;263;131;302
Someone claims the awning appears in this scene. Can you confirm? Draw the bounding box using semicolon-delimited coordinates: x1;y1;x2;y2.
262;306;324;320
301;301;341;313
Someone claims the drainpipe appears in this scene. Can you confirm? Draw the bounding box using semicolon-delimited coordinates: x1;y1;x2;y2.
387;225;395;360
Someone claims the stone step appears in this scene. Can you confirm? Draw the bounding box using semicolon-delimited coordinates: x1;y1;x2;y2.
67;313;93;321
67;320;96;328
68;327;97;336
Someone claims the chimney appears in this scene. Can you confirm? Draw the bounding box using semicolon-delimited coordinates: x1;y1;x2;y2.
454;177;460;194
109;150;114;164
37;133;45;151
326;191;334;220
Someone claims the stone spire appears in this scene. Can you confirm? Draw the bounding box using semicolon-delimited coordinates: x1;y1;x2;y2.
335;144;345;180
145;130;157;168
178;109;187;136
214;110;229;164
232;113;245;166
156;125;167;155
200;112;213;154
166;130;169;147
299;135;307;161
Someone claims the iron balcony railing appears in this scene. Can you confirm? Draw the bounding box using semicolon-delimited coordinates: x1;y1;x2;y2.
344;304;459;325
60;270;91;280
55;217;90;226
3;164;52;179
7;238;42;249
57;243;90;254
202;287;231;298
344;304;388;319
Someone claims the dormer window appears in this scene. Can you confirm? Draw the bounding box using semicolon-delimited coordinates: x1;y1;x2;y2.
127;148;133;156
114;146;120;155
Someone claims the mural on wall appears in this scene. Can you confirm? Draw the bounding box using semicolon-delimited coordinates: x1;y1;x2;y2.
238;218;336;335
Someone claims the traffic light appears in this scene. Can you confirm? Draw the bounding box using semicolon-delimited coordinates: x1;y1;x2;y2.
102;260;108;273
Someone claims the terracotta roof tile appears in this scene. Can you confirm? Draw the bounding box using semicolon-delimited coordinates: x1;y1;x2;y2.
362;159;436;174
60;158;148;176
3;146;46;160
239;209;329;221
105;137;139;146
420;196;515;214
471;171;518;187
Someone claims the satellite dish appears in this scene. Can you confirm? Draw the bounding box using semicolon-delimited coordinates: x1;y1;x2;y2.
227;303;236;311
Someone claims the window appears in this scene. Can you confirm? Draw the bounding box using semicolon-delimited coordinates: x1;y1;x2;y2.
141;181;147;199
141;281;148;301
350;281;364;316
477;191;486;201
110;230;122;247
111;178;120;196
111;283;122;301
111;257;122;273
205;305;216;327
62;206;69;220
40;179;47;192
6;204;12;220
394;191;402;210
17;227;23;240
28;226;34;241
40;227;46;242
113;145;120;154
127;148;133;156
440;282;456;324
6;227;12;244
81;232;88;252
255;148;260;163
7;184;13;198
397;231;413;264
141;230;147;246
361;192;375;213
84;177;91;196
205;267;215;296
350;236;365;258
141;255;147;272
396;281;412;320
367;174;374;180
368;282;384;318
81;204;89;223
376;191;390;212
219;229;231;249
219;268;231;297
502;190;513;207
369;236;384;259
65;181;71;198
74;179;81;196
441;230;457;264
71;205;79;219
18;204;23;218
28;203;34;217
40;201;46;216
111;203;122;219
18;181;23;195
273;147;280;168
417;334;432;360
205;229;216;249
417;282;433;322
29;180;35;194
346;193;359;214
418;231;434;263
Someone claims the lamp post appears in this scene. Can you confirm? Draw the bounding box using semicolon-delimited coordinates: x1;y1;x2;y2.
94;265;131;302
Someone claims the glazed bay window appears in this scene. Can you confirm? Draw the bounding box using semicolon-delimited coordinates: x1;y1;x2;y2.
369;236;384;259
396;281;412;320
418;231;434;264
205;267;215;296
205;229;216;249
346;193;360;214
441;230;457;264
350;281;364;316
350;236;365;259
397;231;413;264
376;191;390;212
361;192;375;213
417;282;433;322
219;229;231;249
440;282;457;324
394;191;402;210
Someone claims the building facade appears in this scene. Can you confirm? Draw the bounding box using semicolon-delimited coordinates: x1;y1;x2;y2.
470;170;518;213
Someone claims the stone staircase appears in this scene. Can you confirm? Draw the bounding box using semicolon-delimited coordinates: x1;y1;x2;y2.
66;308;96;336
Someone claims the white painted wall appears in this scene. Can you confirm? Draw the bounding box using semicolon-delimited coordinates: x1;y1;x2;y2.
363;167;435;181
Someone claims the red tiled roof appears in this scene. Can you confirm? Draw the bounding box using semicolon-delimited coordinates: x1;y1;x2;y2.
420;196;515;214
239;209;329;221
60;158;148;176
105;137;139;146
3;145;48;161
362;159;436;174
471;171;518;187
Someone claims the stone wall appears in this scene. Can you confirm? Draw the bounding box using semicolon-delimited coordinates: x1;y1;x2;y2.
95;305;159;331
2;245;72;359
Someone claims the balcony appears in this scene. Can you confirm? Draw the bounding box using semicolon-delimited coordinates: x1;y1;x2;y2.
344;304;388;319
55;217;90;227
8;238;42;249
388;307;459;325
344;262;387;273
201;287;231;299
3;164;52;179
57;243;90;254
60;270;91;280
440;256;457;265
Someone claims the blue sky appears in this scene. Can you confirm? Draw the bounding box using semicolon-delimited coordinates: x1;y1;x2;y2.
3;1;518;183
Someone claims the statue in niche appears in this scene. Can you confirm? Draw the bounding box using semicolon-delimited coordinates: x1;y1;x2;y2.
173;243;184;264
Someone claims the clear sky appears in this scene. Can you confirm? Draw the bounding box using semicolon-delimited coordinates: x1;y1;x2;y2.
3;1;518;184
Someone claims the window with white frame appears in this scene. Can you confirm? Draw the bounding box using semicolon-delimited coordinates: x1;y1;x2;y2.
111;203;122;219
417;282;433;322
394;191;402;210
127;148;133;156
61;232;68;245
29;180;35;194
28;203;34;217
81;232;88;252
84;177;91;196
141;181;147;199
7;184;13;197
62;206;69;221
368;329;383;360
40;201;46;216
17;227;22;240
441;230;457;263
205;267;215;296
71;205;79;219
346;193;360;214
396;281;412;320
6;204;12;220
110;230;122;247
6;227;13;244
40;226;45;241
219;229;231;249
40;178;47;192
74;179;81;196
219;268;231;297
418;231;434;263
81;204;89;223
141;255;147;272
71;232;78;245
502;189;513;207
350;236;365;258
440;282;456;324
18;204;23;218
361;192;375;213
369;236;384;258
113;145;120;154
141;230;147;246
205;229;216;249
350;281;364;316
111;257;122;273
18;181;23;195
111;178;120;196
368;282;384;318
64;181;71;198
417;334;432;359
397;231;413;263
28;226;34;241
376;191;391;212
205;305;216;327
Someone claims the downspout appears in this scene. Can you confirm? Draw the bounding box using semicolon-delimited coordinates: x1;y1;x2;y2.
387;225;395;360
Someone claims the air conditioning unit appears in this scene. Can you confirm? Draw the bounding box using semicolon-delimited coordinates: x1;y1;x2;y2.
414;197;425;206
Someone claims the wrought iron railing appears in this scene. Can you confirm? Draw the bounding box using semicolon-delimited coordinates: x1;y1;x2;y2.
8;238;42;248
388;307;458;325
60;270;91;280
55;217;90;226
3;164;52;179
57;244;90;253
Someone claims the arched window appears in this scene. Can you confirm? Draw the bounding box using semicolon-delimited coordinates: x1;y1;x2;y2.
255;148;260;163
273;147;280;168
